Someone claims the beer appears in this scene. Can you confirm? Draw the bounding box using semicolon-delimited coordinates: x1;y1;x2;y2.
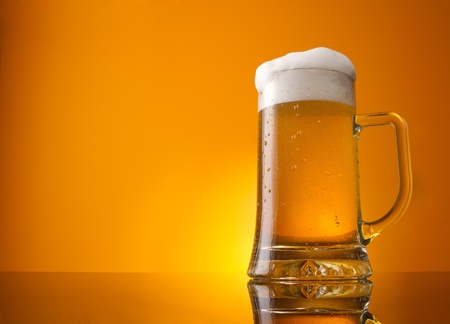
248;48;412;280
258;100;360;247
249;99;369;279
248;49;367;280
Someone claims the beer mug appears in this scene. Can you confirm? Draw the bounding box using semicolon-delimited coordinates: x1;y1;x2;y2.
248;48;412;280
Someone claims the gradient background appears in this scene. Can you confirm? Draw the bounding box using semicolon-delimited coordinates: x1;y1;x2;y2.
0;0;449;274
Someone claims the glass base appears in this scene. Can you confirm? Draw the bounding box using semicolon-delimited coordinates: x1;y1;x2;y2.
248;245;372;280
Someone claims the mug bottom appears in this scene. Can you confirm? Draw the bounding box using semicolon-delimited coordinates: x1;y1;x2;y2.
248;244;372;280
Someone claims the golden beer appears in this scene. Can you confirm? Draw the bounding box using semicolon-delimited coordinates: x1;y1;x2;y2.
248;48;412;280
258;100;360;246
249;100;370;280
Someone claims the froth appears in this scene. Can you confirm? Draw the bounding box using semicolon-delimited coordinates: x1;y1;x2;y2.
256;47;356;111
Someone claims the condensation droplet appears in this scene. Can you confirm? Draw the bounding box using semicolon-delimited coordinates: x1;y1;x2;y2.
296;130;302;136
325;171;330;176
302;158;306;162
354;125;362;139
291;165;297;170
338;173;343;178
264;140;267;146
317;120;321;124
268;189;272;193
267;167;271;172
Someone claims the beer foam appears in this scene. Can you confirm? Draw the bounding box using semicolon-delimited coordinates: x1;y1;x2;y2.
256;47;356;110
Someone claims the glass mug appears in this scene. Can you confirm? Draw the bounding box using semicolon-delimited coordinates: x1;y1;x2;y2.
248;48;412;280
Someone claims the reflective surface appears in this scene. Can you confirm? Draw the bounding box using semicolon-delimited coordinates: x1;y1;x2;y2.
249;279;376;323
0;272;448;323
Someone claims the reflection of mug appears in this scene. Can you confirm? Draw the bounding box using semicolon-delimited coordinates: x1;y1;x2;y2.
248;280;380;324
248;48;412;280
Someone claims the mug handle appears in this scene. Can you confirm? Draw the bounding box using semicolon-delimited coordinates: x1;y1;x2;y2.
354;112;413;243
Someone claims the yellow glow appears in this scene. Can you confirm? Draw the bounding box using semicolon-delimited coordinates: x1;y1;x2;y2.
0;0;449;273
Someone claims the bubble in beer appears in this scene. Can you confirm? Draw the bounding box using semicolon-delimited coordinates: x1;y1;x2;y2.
335;215;340;227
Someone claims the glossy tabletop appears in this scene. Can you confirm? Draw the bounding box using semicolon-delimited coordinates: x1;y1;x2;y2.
0;272;448;323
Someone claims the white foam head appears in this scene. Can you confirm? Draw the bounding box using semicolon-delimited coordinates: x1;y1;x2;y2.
255;47;356;111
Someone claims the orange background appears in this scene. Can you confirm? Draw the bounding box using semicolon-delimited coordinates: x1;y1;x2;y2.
0;0;449;273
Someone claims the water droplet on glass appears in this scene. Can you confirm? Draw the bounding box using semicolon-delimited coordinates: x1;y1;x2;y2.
325;171;330;176
268;189;272;193
267;167;271;172
264;140;267;146
296;130;302;136
354;125;362;139
291;165;297;170
317;120;321;124
338;173;343;178
302;158;306;162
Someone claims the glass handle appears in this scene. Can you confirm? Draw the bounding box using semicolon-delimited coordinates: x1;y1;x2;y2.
355;112;413;243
